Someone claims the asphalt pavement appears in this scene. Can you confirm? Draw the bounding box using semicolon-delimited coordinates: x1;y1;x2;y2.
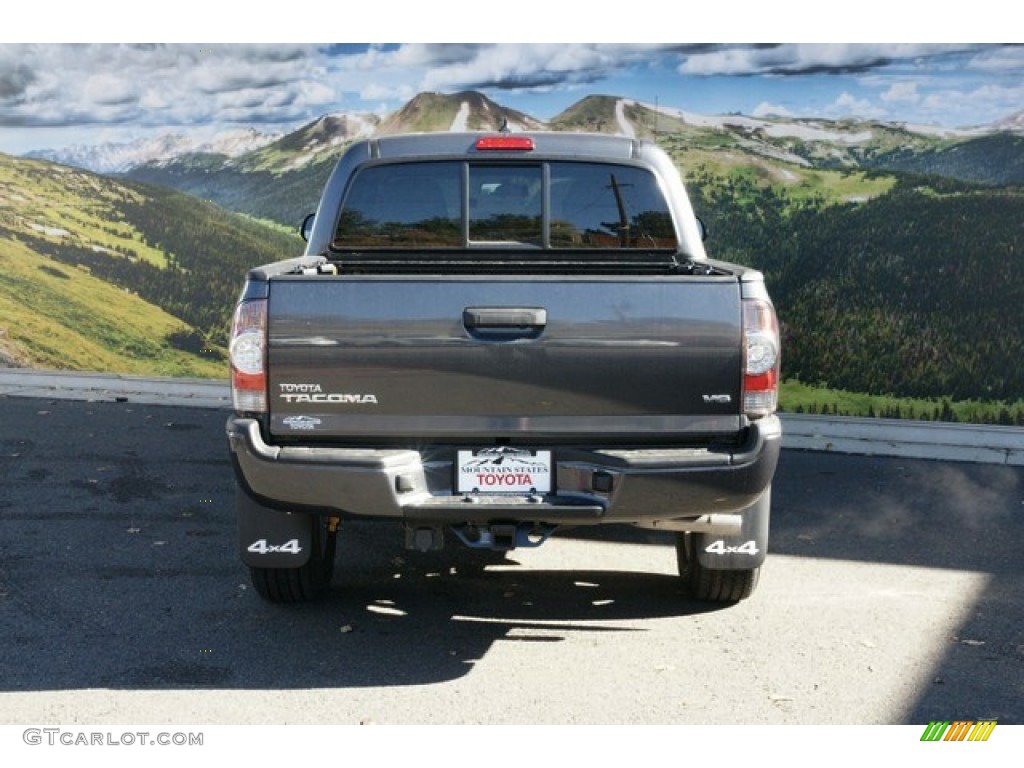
0;395;1021;725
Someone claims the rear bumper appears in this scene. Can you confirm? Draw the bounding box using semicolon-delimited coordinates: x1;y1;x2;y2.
226;416;781;527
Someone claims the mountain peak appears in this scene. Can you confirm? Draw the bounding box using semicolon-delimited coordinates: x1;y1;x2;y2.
25;128;281;174
992;110;1024;133
24;89;1024;182
376;90;542;135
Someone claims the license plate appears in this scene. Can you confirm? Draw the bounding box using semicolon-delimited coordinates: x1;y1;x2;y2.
456;448;552;494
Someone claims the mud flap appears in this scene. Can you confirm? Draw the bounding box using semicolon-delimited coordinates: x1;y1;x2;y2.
237;491;313;568
693;487;770;571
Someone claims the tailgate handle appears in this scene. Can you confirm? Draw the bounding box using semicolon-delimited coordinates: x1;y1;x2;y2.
463;307;547;330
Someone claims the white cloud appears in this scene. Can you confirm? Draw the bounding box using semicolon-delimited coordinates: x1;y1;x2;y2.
881;82;921;104
920;82;1024;125
359;83;415;102
0;44;334;130
139;90;169;110
678;44;981;77
966;45;1024;72
326;43;628;101
295;81;335;106
827;92;886;119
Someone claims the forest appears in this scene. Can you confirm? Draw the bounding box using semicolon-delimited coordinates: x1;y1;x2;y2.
688;170;1024;423
0;167;300;351
127;156;336;229
111;183;301;344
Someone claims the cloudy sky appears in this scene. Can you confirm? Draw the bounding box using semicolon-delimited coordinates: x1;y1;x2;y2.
1;36;1020;154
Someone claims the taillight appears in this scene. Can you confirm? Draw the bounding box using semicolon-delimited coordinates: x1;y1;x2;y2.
229;298;267;413
742;298;780;418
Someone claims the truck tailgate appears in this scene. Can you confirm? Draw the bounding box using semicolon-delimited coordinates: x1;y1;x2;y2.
266;274;743;441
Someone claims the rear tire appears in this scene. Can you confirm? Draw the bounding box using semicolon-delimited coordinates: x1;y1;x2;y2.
676;532;760;603
250;515;337;604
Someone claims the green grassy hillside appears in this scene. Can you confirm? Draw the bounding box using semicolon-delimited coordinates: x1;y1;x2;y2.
0;153;300;377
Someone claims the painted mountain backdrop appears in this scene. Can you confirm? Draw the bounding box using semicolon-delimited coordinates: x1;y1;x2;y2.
5;90;1024;422
25;91;1023;225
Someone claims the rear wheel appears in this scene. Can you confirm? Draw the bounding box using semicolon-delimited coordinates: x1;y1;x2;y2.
676;532;760;603
250;515;337;603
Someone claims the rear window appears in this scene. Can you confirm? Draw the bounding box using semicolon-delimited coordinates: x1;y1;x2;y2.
333;162;462;247
332;160;677;250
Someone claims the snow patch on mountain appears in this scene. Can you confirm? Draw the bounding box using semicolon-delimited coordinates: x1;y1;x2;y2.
615;100;636;138
26;128;281;174
626;99;875;144
450;101;471;132
992;110;1024;133
203;128;283;157
899;122;987;138
765;123;873;144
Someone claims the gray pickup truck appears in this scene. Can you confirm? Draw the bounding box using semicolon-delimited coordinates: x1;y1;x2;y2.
226;131;781;604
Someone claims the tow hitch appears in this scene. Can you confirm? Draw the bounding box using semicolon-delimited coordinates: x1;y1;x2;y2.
451;523;557;551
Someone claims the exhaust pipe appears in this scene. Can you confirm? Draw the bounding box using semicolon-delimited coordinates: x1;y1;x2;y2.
636;514;743;535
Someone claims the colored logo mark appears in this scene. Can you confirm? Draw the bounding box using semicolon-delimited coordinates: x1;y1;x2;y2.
920;721;997;742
